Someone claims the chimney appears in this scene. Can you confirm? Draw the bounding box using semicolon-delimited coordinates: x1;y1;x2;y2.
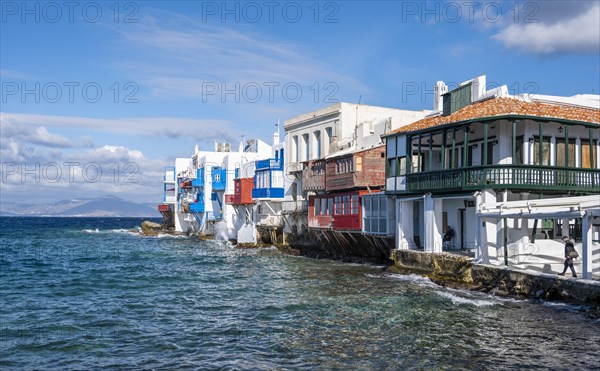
471;75;486;102
273;118;281;146
434;81;448;112
194;144;199;153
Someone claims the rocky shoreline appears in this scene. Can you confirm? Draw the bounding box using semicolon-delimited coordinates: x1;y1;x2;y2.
138;220;600;318
389;249;600;319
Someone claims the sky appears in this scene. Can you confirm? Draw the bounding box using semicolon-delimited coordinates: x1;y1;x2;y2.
1;0;599;204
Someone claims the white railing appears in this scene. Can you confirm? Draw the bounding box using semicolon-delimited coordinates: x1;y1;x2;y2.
281;200;308;213
286;162;302;173
257;214;283;227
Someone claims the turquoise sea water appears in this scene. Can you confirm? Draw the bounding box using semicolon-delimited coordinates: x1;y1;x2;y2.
1;217;599;369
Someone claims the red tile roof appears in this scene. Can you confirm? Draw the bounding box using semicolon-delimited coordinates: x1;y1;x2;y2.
387;97;600;135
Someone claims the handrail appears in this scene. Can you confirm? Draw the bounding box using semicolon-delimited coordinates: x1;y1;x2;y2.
403;165;600;193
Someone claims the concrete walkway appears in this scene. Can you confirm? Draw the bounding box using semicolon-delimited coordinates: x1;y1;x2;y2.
447;239;600;281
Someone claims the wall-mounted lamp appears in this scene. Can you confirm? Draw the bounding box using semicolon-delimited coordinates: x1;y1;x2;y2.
528;137;534;142
493;140;499;145
472;143;478;148
427;138;434;144
557;126;564;134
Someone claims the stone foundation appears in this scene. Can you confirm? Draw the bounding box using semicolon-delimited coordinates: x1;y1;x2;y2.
390;250;600;310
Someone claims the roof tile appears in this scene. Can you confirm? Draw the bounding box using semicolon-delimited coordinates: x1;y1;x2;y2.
388;97;600;135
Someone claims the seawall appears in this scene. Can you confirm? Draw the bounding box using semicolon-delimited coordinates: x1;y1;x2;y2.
390;250;600;311
280;230;393;263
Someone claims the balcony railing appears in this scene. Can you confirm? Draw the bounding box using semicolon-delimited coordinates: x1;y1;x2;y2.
192;168;205;187
281;200;308;213
402;165;600;193
255;158;283;171
206;211;222;221
189;201;205;213
256;214;283;227
252;187;284;199
287;162;302;173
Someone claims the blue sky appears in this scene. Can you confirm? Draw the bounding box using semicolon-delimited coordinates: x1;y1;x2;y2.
1;0;599;204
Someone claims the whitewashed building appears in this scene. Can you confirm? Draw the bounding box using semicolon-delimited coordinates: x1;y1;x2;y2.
282;102;430;242
162;140;271;238
383;75;600;279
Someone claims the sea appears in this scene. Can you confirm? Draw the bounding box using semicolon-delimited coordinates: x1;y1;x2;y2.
1;217;599;370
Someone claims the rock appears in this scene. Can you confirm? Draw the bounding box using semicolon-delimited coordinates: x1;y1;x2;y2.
141;221;161;230
140;220;162;236
535;289;545;298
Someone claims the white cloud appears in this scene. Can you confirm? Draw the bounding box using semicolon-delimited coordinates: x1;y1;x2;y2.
1;141;164;204
110;11;368;101
1;112;240;143
0;68;35;80
0;119;166;203
492;3;600;55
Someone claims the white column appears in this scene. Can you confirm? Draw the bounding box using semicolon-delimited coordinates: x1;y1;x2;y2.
581;214;593;279
561;218;570;238
396;199;414;250
475;192;483;261
424;193;443;252
575;138;581;167
480;190;497;263
596;140;600;169
550;136;556;166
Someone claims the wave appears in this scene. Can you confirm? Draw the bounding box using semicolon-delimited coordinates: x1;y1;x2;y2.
542;301;590;314
156;233;188;239
435;291;498;307
82;228;139;236
366;273;439;288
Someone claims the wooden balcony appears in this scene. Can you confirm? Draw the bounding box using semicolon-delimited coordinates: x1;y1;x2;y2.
302;160;326;192
401;165;600;194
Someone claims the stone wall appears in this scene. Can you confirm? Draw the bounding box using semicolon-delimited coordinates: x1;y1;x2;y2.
390;250;600;308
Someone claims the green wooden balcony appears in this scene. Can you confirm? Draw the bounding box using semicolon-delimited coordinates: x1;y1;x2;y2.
402;165;600;194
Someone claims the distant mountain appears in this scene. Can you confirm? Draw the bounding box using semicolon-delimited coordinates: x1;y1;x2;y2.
0;196;160;217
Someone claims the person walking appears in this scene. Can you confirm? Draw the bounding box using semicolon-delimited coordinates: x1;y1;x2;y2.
558;235;578;278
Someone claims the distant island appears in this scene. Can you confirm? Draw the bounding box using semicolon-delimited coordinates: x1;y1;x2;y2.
0;195;160;218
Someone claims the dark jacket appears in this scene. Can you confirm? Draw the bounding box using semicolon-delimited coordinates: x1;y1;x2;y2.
564;241;575;259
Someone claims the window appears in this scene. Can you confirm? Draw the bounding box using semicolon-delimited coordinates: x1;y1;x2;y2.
321;198;327;215
343;196;351;215
412;153;424;172
293;136;299;162
303;134;309;161
514;136;523;165
398;157;407;176
480;140;495;165
327;198;333;215
556;138;575;167
336;158;354;174
351;195;359;214
581;140;597;169
533;136;551;166
334;196;342;215
314;131;321;159
315;198;321;216
386;158;395;177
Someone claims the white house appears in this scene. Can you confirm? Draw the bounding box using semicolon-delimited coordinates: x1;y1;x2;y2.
383;75;600;279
